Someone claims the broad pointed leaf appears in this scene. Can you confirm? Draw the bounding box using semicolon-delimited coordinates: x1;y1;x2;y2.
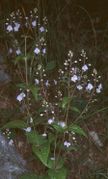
32;142;50;167
2;120;27;129
48;167;67;179
68;124;86;137
26;131;47;145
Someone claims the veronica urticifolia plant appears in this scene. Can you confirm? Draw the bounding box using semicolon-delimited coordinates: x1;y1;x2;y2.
2;8;103;179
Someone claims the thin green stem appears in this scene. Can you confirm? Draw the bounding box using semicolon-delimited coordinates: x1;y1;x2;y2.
24;36;28;85
53;133;57;169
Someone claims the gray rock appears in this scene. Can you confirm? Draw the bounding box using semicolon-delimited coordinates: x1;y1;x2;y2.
0;70;11;84
0;133;27;179
0;53;11;84
89;131;103;147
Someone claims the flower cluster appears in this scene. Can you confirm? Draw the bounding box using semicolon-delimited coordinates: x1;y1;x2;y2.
5;8;47;33
59;49;102;98
6;8;47;57
15;49;102;151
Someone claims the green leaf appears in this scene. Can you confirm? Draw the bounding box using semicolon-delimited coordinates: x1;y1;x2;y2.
48;133;55;144
61;97;70;109
48;167;67;179
30;85;40;101
26;131;47;145
32;142;50;167
20;173;48;179
46;61;56;71
71;107;81;114
20;174;39;179
68;124;87;137
51;123;66;133
47;157;64;169
2;120;27;129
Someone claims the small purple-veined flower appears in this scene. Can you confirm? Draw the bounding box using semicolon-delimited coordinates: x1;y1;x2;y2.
39;26;45;32
6;25;13;32
64;141;71;148
45;80;50;87
24;127;32;132
32;20;36;27
98;83;102;90
42;48;46;54
82;64;88;72
34;47;40;54
16;92;26;102
35;78;39;85
14;22;20;32
58;121;66;128
86;83;93;91
16;48;21;55
96;83;103;93
48;118;54;124
71;75;78;82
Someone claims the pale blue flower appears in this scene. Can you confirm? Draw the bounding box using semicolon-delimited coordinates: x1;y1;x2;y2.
86;83;93;91
35;79;39;85
7;25;13;32
42;48;46;54
82;64;88;72
32;20;36;27
39;26;45;32
34;47;40;54
16;49;21;55
96;83;102;93
58;121;66;128
64;141;71;148
48;118;54;124
24;127;32;132
71;75;78;82
16;92;26;101
14;22;20;32
45;80;50;87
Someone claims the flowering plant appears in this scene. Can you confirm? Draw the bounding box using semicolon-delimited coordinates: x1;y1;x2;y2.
2;8;102;179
